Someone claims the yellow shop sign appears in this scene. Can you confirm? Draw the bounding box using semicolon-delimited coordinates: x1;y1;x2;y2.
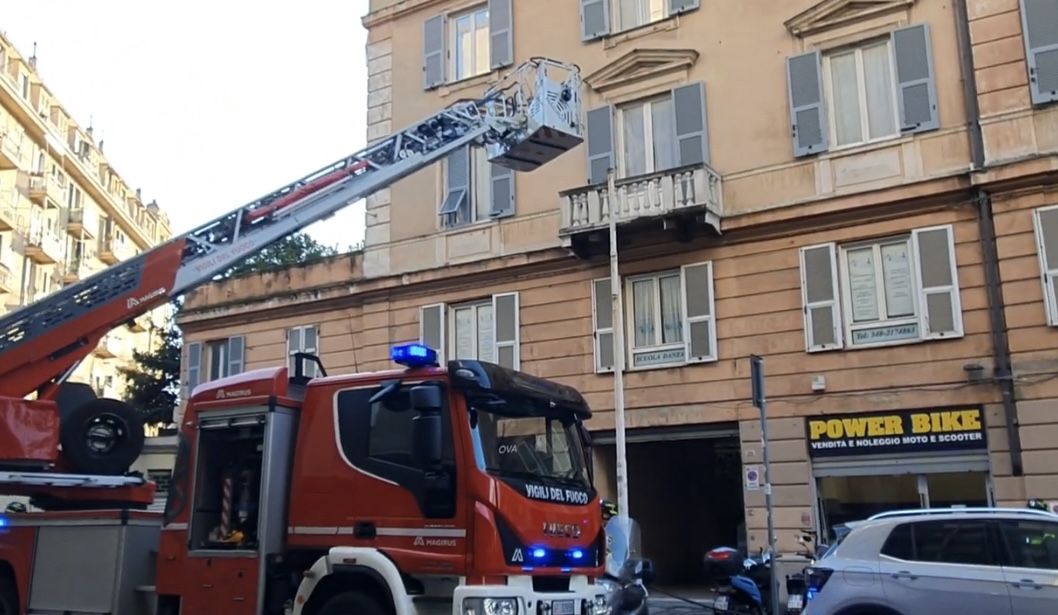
805;408;987;458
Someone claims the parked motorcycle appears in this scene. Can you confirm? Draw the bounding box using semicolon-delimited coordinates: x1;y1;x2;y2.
712;550;771;614
601;515;654;615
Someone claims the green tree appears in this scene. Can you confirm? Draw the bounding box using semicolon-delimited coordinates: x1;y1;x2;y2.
225;232;339;278
120;312;182;426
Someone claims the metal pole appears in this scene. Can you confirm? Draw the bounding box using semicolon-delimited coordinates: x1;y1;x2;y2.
750;355;779;615
608;168;629;518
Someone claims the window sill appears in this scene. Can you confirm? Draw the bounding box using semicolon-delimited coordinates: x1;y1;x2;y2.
594;359;718;375
440;217;497;234
438;72;495;98
602;16;680;49
821;133;911;160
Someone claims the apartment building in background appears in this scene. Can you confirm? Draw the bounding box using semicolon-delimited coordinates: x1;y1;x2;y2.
177;0;1058;584
0;33;175;508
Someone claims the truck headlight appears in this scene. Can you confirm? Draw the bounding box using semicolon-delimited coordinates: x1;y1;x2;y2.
463;597;519;615
593;594;611;615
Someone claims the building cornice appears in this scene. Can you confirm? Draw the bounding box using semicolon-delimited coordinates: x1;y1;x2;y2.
363;0;450;28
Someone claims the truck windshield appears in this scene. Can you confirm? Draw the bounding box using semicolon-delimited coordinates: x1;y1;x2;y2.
466;397;591;491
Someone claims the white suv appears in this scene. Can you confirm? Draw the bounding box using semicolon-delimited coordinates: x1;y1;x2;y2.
802;507;1058;615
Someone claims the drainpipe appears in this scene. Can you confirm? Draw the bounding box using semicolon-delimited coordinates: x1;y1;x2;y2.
955;0;1024;476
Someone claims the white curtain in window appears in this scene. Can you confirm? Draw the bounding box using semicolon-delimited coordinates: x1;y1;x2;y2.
650;98;677;171
830;51;862;146
474;10;489;74
454;306;475;359
455;16;473;79
622;105;647;177
476;304;495;363
862;43;896;140
632;279;655;347
619;0;645;30
659;275;683;344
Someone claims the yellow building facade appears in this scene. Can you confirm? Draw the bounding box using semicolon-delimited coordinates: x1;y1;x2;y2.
0;33;172;400
179;0;1058;582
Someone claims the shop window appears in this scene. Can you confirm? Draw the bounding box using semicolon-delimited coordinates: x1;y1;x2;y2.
997;520;1058;570
799;225;962;352
189;422;265;551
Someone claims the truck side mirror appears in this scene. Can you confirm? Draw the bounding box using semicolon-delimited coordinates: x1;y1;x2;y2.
410;385;443;467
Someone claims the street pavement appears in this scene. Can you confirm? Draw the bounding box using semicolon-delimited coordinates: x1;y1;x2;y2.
649;592;719;614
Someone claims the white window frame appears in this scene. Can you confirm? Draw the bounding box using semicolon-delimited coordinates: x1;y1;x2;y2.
449;299;495;363
619;263;717;371
615;94;674;179
442;147;491;229
821;38;901;150
1033;205;1058;326
837;236;921;348
449;4;490;82
287;324;319;378
613;0;668;33
804;225;962;351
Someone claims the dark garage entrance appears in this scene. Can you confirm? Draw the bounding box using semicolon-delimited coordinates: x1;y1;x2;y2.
593;424;744;587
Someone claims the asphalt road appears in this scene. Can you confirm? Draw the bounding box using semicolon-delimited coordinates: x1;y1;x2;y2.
648;594;719;614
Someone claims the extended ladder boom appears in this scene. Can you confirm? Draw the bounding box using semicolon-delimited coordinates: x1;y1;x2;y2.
0;58;583;398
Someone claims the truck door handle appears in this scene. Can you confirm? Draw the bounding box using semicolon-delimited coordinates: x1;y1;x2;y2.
891;570;918;580
354;522;377;539
1012;579;1042;590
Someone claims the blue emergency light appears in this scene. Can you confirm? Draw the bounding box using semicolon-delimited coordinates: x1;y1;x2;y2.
390;343;439;368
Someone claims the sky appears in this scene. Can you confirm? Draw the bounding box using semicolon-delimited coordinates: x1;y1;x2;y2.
2;0;369;251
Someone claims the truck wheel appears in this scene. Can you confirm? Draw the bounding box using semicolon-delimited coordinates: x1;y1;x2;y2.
316;592;387;615
0;576;17;615
59;398;145;475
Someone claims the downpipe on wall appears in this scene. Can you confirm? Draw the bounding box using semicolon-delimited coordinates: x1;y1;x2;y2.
955;0;1024;476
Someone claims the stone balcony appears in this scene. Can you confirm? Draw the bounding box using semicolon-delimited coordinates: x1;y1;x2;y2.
23;224;65;265
65;206;99;238
558;163;723;259
27;172;67;207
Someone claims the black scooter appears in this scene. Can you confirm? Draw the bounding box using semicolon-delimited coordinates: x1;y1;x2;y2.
783;530;830;614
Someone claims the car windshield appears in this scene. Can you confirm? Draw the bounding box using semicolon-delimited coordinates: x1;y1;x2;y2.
466;395;591;490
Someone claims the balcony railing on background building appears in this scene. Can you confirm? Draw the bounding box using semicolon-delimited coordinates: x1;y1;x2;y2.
0;256;13;294
27;172;67;207
559;163;724;238
98;235;135;264
23;222;65;264
65;206;99;237
0;129;27;169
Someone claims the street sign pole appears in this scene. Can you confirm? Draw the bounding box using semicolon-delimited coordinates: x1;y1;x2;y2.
750;354;780;615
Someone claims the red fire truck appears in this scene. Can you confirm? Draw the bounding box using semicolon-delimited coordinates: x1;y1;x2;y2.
0;57;604;615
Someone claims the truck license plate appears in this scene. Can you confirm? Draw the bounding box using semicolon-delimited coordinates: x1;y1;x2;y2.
787;594;804;610
552;600;575;615
714;595;729;610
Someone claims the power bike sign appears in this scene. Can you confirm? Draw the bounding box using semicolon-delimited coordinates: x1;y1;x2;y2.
805;407;987;458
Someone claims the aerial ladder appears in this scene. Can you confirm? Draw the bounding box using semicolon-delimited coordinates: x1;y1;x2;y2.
0;57;583;509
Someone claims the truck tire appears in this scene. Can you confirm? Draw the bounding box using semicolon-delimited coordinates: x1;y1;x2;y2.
316;592;387;615
0;576;17;615
59;398;145;475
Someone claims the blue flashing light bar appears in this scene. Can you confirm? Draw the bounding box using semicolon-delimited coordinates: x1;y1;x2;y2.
0;516;7;528
390;343;439;369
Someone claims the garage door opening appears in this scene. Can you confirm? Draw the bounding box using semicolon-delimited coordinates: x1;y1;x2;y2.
593;426;743;587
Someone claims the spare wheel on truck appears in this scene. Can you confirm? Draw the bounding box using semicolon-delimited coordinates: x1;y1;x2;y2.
59;398;146;475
